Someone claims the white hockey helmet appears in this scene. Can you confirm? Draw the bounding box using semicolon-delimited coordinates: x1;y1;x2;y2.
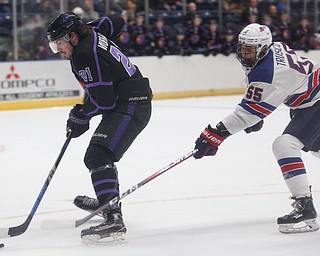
236;23;273;67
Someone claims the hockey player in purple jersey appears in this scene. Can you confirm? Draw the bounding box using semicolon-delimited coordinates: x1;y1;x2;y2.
47;12;152;243
194;23;320;234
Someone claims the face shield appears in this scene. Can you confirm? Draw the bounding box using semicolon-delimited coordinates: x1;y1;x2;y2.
48;35;70;54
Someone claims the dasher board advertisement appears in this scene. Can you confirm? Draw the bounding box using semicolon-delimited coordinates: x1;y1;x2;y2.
0;60;84;110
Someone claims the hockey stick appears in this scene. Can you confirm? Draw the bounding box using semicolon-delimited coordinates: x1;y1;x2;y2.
42;149;197;229
0;133;72;238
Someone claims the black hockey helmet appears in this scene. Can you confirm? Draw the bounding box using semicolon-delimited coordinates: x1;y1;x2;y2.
47;12;83;52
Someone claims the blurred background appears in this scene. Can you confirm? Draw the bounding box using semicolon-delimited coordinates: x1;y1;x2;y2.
2;0;320;62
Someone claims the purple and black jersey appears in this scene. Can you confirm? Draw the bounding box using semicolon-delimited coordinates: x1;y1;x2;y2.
70;16;150;117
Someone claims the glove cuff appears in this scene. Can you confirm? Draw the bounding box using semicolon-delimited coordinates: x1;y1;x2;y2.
69;115;90;125
69;106;91;125
201;127;225;147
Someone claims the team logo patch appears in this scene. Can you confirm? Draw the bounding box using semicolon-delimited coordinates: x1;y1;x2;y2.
260;26;265;32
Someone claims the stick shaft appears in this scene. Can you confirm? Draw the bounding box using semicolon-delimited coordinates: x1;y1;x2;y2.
0;134;72;238
74;149;197;227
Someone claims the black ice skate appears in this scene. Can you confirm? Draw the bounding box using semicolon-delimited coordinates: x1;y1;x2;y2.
277;196;319;234
73;195;103;217
81;206;127;245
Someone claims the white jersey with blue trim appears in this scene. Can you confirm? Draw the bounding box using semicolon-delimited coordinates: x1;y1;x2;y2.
222;42;320;134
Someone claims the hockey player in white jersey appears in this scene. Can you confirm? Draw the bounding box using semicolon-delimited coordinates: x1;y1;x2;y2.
194;23;320;234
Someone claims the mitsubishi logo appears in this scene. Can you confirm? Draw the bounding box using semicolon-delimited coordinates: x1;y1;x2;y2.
6;65;20;79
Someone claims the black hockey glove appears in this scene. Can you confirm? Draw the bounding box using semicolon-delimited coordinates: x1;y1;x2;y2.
244;120;264;134
66;104;91;138
194;122;230;159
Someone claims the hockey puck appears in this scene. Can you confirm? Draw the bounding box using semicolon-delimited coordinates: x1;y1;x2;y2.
0;243;4;248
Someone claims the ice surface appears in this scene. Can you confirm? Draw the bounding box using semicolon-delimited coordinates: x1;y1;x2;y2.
1;95;320;255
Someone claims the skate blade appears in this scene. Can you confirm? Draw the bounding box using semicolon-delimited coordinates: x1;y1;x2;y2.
279;219;320;234
81;232;127;246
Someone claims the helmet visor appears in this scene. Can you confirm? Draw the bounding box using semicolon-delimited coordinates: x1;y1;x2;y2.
48;36;69;54
49;41;59;53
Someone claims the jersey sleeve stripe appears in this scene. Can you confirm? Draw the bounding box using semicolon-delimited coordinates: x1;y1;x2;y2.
238;99;276;118
285;69;320;107
97;16;114;37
